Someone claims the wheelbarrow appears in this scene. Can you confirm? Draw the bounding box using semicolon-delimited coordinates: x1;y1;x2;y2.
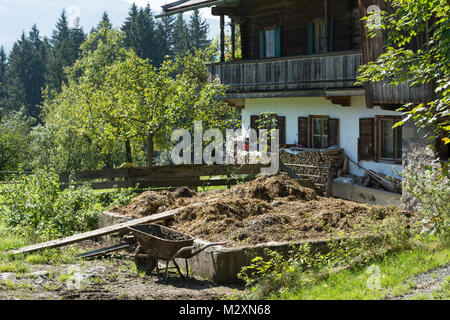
127;224;226;278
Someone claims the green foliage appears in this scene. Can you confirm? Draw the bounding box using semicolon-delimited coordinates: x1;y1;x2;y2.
357;0;449;147
49;27;235;166
2;26;48;119
0;169;100;242
188;10;212;52
0;110;34;171
121;4;157;63
46;10;86;93
405;167;450;239
237;206;420;299
238;241;356;299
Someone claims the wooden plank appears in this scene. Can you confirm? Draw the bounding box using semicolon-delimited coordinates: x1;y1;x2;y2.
10;200;213;255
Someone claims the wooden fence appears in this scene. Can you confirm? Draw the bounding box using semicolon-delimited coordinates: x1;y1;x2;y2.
0;171;34;184
59;164;266;190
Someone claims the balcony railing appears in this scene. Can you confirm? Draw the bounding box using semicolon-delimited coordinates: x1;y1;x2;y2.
207;51;363;94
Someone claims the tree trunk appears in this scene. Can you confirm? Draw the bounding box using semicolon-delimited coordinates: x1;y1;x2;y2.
125;139;133;163
147;133;154;167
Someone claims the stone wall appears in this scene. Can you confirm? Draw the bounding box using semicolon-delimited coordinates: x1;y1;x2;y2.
401;120;437;211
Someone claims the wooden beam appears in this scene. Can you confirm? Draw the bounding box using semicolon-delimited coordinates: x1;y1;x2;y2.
10;200;216;255
231;23;236;61
220;14;225;62
326;96;352;107
325;0;329;53
211;7;246;17
358;0;374;108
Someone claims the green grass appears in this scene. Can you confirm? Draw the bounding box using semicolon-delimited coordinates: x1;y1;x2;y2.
271;245;450;300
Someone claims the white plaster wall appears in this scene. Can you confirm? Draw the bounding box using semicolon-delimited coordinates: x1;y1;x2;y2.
242;96;403;178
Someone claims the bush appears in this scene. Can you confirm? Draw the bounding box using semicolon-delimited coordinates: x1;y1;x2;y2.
405;166;450;239
238;241;356;299
0;169;101;242
0;110;33;171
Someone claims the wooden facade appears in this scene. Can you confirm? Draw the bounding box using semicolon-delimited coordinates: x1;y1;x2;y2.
209;51;363;97
203;0;434;106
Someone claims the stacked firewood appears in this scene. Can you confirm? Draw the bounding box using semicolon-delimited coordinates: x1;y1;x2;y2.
280;148;345;168
280;148;346;190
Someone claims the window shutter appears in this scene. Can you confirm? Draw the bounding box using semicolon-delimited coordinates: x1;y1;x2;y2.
328;118;339;147
277;116;286;145
298;117;309;147
259;30;265;59
359;118;375;161
329;19;334;52
307;23;314;54
250;115;258;131
275;27;281;58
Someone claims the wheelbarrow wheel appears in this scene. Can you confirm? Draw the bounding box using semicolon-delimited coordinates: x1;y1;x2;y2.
134;245;157;274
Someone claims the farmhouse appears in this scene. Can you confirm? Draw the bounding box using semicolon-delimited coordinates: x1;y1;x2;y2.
158;1;445;207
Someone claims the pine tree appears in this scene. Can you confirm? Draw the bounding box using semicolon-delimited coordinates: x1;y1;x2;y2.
3;26;48;119
122;4;157;62
188;10;211;52
122;3;139;50
98;12;113;30
173;14;190;56
0;46;7;104
46;10;86;93
155;15;175;65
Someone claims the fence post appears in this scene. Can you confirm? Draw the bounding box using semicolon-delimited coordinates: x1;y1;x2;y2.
325;165;337;198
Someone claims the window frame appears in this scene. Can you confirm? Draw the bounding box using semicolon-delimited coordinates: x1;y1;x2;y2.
313;19;327;54
264;29;276;58
375;115;402;164
309;115;330;149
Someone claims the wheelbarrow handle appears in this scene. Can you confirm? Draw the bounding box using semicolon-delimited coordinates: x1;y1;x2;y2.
171;242;227;260
170;246;195;261
188;242;227;258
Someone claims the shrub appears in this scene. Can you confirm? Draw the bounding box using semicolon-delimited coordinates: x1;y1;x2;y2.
238;241;356;299
405;166;450;239
0;169;100;242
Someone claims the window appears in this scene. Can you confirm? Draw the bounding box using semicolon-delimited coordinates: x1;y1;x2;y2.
250;114;286;146
314;19;327;54
312;117;329;148
297;116;339;148
358;116;402;163
265;29;275;58
259;27;281;59
377;116;402;162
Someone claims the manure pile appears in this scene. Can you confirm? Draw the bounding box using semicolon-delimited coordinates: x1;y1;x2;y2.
110;174;411;247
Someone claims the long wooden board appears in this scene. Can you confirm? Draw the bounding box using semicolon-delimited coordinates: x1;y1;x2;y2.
10;201;208;255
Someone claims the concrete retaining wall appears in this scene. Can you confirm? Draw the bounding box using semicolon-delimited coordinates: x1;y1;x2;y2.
178;239;334;284
97;211;346;284
333;180;401;206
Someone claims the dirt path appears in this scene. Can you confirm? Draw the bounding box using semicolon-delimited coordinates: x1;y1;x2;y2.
0;254;243;300
389;264;450;300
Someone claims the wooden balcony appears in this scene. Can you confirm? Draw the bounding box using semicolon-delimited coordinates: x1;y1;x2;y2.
207;51;364;98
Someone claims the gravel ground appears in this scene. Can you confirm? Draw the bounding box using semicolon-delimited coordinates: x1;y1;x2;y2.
390;264;450;300
0;253;243;300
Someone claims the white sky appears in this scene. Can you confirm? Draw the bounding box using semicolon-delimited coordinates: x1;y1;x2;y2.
0;0;218;53
125;0;216;19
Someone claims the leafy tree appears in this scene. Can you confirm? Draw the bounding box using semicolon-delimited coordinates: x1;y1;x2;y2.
43;28;130;169
357;0;449;154
52;28;235;167
0;110;34;170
